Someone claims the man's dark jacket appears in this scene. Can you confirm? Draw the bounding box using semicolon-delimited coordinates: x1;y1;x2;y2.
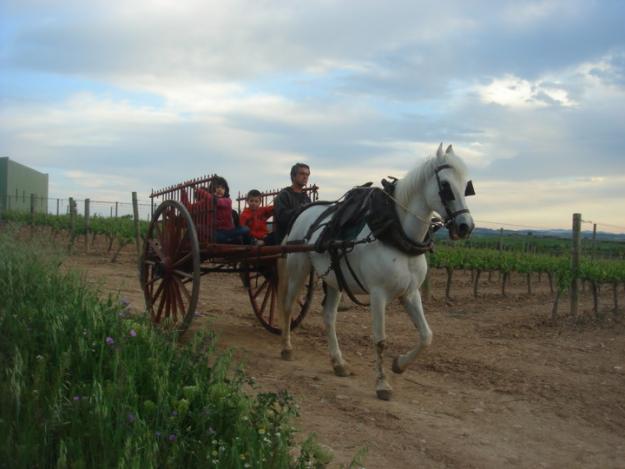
273;187;311;242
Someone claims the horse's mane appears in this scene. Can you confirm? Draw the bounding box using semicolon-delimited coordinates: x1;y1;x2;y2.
394;151;468;207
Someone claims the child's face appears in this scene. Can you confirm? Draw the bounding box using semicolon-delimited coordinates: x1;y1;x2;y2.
214;185;226;197
248;196;261;210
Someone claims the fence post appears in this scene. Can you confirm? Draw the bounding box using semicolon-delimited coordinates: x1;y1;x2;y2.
29;194;36;237
56;198;60;216
69;198;76;253
571;213;582;317
84;198;91;253
115;201;119;218
590;223;597;262
132;192;141;256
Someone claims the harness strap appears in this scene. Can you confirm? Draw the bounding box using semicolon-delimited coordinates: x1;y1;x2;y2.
327;244;370;307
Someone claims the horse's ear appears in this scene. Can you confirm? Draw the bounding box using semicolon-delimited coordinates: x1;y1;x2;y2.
436;142;444;158
445;144;453;154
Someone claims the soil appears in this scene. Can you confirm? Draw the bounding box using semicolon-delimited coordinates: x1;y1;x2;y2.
64;239;625;469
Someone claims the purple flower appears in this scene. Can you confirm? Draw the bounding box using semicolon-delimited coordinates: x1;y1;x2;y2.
168;434;177;442
129;329;137;337
73;395;81;401
120;298;130;307
127;413;135;423
155;431;161;438
105;336;115;346
171;410;178;416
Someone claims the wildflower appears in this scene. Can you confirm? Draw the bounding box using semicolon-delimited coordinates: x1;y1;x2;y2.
105;337;114;346
155;431;161;438
171;410;178;416
212;450;218;457
120;298;130;307
127;413;135;423
211;440;217;445
73;395;80;401
129;329;137;337
168;434;177;442
258;428;266;435
240;454;246;460
208;427;216;435
244;464;251;468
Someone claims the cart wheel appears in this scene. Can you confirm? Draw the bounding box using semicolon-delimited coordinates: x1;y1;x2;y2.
246;264;314;335
140;200;200;333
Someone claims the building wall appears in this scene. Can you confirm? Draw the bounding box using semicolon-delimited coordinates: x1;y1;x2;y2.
0;157;49;213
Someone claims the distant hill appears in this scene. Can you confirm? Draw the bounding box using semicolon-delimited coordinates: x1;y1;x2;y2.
438;227;625;242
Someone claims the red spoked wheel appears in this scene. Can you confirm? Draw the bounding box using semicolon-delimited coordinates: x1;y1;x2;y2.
140;200;200;333
246;263;314;335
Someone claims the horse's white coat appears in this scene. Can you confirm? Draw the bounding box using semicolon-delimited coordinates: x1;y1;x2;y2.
277;144;474;400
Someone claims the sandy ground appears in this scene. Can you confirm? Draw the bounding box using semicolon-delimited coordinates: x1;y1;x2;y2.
63;238;625;469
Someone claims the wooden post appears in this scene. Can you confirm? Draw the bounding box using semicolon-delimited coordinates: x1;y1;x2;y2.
84;198;91;252
56;198;60;216
69;198;76;253
132;192;141;256
115;201;119;218
29;193;36;237
498;228;503;251
571;213;582;317
30;193;36;222
590;223;597;262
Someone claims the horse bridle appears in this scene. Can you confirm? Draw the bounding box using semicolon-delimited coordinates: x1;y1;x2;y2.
434;164;475;226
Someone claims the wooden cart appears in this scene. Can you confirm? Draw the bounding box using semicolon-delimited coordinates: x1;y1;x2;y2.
140;175;319;334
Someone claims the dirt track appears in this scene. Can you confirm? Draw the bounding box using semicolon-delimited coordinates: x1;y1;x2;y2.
66;244;625;469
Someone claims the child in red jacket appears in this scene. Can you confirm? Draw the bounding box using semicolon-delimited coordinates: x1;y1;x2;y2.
181;176;251;244
240;189;274;244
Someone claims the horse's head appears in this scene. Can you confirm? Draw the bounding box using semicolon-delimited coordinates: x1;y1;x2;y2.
426;143;475;240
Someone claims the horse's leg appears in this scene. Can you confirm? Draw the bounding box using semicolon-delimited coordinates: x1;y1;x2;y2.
278;254;310;361
370;289;392;400
322;285;349;377
392;289;433;374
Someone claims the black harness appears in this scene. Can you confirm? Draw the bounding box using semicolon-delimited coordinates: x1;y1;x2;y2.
434;164;475;229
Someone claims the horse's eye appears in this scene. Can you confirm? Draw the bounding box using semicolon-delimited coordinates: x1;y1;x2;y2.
465;180;475;197
439;181;455;202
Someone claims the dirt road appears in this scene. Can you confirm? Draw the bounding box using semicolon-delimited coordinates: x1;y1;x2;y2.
66;246;625;468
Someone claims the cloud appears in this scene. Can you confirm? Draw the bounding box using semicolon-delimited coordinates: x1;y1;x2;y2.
1;1;625;230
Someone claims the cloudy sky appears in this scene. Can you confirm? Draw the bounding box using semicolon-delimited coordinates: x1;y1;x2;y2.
1;0;624;231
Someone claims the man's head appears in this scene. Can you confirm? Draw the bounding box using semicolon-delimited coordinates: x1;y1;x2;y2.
290;163;310;190
247;189;262;210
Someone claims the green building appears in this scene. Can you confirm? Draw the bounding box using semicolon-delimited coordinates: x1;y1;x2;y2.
0;157;49;213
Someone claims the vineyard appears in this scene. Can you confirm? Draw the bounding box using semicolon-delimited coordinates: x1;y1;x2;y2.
0;210;149;262
2;210;624;320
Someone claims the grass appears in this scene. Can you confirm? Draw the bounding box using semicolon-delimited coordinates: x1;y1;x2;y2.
0;227;335;468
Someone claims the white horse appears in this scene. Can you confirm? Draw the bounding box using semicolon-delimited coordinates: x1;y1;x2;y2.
277;143;475;400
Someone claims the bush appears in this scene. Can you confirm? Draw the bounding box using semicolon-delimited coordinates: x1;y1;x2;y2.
0;231;329;468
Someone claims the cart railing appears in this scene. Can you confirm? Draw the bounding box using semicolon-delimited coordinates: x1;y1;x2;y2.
235;184;319;213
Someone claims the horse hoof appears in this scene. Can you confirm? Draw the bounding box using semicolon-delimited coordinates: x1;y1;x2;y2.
281;350;293;361
392;357;405;374
333;365;350;377
376;389;392;401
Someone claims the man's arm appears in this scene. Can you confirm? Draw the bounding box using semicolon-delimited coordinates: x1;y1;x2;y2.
274;190;296;231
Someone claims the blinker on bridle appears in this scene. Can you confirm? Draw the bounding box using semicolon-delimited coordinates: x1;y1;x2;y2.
434;164;475;224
